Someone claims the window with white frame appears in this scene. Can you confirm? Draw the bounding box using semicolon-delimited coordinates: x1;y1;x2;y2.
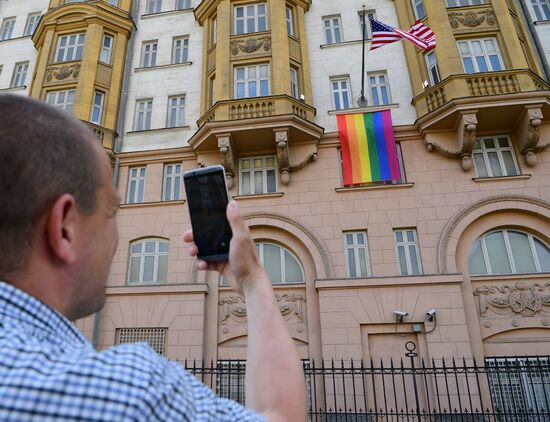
176;0;191;9
394;229;422;275
163;163;182;201
172;36;189;64
234;3;267;35
56;34;85;63
90;91;105;124
323;15;343;44
472;136;519;178
46;89;75;112
146;0;162;13
286;6;295;36
128;238;169;284
240;156;276;195
108;0;120;6
141;42;158;67
116;328;167;355
330;77;351;110
1;17;15;41
412;0;426;19
344;232;371;278
359;10;376;39
127;167;146;203
531;0;550;20
469;230;550;275
256;243;304;284
24;13;41;37
447;0;485;7
290;67;299;99
425;50;441;85
211;17;217;46
10;62;29;88
458;38;503;73
167;95;185;128
234;64;270;98
100;34;113;64
134;99;153;131
210;75;216;106
368;72;391;105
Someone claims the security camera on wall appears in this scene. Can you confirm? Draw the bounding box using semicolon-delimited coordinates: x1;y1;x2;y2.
394;310;408;323
426;309;437;321
299;94;306;102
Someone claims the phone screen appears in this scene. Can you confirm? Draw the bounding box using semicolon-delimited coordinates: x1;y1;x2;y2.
184;166;232;261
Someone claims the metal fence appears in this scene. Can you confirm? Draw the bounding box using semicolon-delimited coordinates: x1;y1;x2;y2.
183;354;550;421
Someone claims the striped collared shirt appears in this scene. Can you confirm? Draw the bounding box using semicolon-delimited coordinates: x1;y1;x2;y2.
0;281;265;421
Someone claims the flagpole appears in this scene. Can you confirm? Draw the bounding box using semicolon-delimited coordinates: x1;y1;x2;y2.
358;5;368;108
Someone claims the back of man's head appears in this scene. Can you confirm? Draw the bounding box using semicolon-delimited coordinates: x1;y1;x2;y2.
0;94;101;278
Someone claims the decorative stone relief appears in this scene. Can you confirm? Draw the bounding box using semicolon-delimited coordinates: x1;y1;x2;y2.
449;9;496;29
230;35;271;56
45;63;81;83
219;293;306;324
217;134;235;189
274;129;290;185
425;112;477;170
474;282;550;317
517;107;547;166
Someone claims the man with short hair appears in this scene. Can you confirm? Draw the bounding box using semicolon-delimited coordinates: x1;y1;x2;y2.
0;94;306;421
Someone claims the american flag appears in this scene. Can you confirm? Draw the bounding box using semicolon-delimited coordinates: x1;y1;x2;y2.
370;18;436;51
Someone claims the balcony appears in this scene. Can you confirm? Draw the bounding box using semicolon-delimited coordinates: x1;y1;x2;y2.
85;121;117;152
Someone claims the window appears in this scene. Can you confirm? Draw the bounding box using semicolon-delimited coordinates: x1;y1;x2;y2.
472;136;519;178
10;62;29;88
323;15;343;44
468;230;550;275
90;91;105;124
286;6;295;36
116;328;167;355
141;42;158;67
108;0;120;6
127;167;146;203
172;36;189;64
217;361;246;404
447;0;485;6
56;34;85;63
368;72;391;105
256;243;304;284
358;10;376;39
531;0;550;20
425;50;441;85
163;163;182;201
134;99;153;131
128;239;168;284
167;95;185;128
234;3;267;35
1;17;15;41
146;0;162;13
458;38;503;73
176;0;191;9
211;17;217;46
412;0;426;19
240;156;276;195
46;90;75;112
234;64;270;98
100;35;113;64
344;232;371;278
394;229;422;275
24;13;41;36
331;77;351;110
0;65;3;78
209;76;216;106
290;67;299;99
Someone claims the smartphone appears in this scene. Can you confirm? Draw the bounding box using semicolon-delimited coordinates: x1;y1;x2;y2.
183;165;233;261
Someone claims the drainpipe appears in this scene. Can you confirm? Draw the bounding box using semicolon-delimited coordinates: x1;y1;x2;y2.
517;0;550;82
92;1;140;350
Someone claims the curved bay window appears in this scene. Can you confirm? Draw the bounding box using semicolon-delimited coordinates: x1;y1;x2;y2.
128;238;169;284
468;229;550;275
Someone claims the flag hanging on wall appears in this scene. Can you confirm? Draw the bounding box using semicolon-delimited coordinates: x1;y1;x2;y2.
337;110;401;186
370;18;436;51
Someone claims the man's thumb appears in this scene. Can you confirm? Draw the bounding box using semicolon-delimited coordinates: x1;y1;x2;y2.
226;201;246;233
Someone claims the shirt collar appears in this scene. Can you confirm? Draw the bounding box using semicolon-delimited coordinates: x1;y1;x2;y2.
0;281;88;346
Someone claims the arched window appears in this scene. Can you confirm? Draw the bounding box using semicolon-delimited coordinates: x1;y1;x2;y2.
128;238;169;284
468;230;550;275
256;243;304;284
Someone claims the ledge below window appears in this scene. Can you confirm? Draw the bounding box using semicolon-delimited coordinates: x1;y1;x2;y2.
233;192;284;200
472;174;531;183
141;8;194;19
126;126;191;135
335;182;414;192
135;62;193;72
120;199;185;209
320;39;371;49
106;283;207;296
328;103;399;115
0;85;27;92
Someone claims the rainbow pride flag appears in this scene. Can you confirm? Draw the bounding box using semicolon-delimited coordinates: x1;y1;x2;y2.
337;110;401;186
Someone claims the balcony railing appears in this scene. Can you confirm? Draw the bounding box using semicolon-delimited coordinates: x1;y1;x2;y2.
413;69;549;117
85;121;117;151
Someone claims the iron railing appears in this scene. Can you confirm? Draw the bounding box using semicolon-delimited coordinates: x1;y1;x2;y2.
182;355;550;421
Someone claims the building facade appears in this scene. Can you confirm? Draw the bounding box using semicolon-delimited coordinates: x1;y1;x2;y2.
1;0;550;399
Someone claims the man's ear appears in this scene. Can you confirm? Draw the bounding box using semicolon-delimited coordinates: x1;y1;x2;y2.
46;194;79;264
